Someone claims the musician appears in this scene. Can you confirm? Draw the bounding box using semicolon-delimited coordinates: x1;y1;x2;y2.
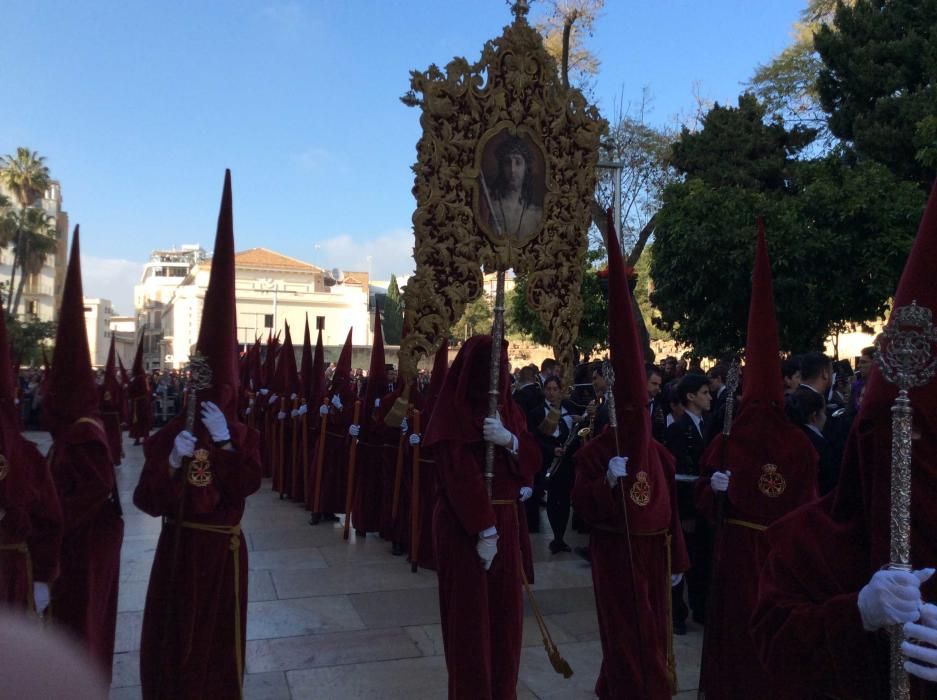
531;376;581;554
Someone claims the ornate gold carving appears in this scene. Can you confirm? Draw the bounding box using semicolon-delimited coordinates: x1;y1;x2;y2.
0;454;8;482
757;464;786;498
630;471;651;507
187;448;213;488
398;9;606;381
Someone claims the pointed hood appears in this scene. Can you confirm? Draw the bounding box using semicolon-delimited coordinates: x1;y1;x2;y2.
275;322;300;397
262;330;280;389
741;218;784;408
311;325;325;406
301;316;314;399
422;338;449;421
46;226;100;434
193;169;239;419
118;355;129;388
101;335;122;409
132;332;145;376
605;209;651;472
363;307;387;420
329;328;355;404
129;333;149;398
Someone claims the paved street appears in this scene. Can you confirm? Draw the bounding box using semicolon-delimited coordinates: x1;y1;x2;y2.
30;433;702;699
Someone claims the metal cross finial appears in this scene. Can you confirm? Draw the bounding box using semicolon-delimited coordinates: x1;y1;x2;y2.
187;352;213;392
511;0;530;20
874;300;937;392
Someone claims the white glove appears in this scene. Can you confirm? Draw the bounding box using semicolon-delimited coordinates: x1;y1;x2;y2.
277;411;287;420
409;433;421;446
671;573;684;587
400;417;409;433
606;456;629;487
33;582;50;616
711;470;731;493
298;403;308;416
248;397;255;406
483;413;515;449
374;398;381;408
200;401;230;442
259;388;269;396
169;430;197;469
319;405;329;417
331;394;343;410
290;393;297;401
268;393;278;405
477;527;498;571
349;424;360;438
519;486;533;502
903;602;937;681
858;568;934;631
245;407;252;415
291;409;299;418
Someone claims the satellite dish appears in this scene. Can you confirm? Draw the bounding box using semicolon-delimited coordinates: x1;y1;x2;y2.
324;268;344;286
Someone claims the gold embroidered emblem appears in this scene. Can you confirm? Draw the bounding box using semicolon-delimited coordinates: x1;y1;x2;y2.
629;471;651;507
0;454;8;481
758;464;786;498
187;449;213;488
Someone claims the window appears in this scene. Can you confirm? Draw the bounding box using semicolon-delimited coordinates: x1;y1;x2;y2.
264;314;274;328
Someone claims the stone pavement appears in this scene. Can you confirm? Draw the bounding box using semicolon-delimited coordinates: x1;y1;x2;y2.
29;432;702;699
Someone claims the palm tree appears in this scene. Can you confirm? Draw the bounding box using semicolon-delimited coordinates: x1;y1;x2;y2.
0;148;52;314
7;208;57;316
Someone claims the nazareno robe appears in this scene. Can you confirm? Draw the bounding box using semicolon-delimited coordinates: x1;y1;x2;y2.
310;387;356;516
752;408;937;699
694;407;818;700
99;385;124;466
0;432;63;610
351;411;385;534
133;416;261;700
128;379;154;441
49;417;124;679
425;335;540;700
571;431;688;700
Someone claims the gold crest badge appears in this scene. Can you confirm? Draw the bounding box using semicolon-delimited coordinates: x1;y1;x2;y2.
758;464;786;498
0;453;8;482
187;449;213;488
630;471;651;507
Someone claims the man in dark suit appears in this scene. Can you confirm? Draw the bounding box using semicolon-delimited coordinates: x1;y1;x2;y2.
665;373;712;633
512;364;543;416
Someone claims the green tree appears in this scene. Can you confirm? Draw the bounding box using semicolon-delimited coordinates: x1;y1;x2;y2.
651;96;924;358
814;0;937;188
451;294;493;343
0;148;52;316
382;273;404;344
6;314;55;366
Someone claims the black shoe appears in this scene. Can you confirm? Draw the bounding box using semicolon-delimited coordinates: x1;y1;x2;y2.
391;542;406;556
574;546;591;563
549;540;572;554
673;621;687;636
355;529;367;538
309;513;322;525
322;513;340;522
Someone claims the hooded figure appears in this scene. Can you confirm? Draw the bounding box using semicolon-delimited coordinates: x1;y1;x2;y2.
310;327;355;521
405;339;449;571
302;319;326;510
571;213;688;700
99;335;124;465
270;322;300;499
350;308;387;537
46;225;125;679
694;219;818;700
128;333;154;444
259;330;280;477
0;302;63;616
423;333;539;699
133;171;262;699
753;181;937;699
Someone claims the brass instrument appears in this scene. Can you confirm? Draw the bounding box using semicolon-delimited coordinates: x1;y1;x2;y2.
545;401;594;480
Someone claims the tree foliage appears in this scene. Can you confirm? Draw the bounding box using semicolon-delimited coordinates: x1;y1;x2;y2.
451;294;493;343
651;95;924;358
6;313;55;367
382;273;404;345
815;0;937;188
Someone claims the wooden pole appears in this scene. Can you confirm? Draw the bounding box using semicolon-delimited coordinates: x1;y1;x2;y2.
312;398;329;514
409;409;422;573
342;400;362;540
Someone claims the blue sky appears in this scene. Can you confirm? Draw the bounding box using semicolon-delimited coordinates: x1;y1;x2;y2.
1;0;805;312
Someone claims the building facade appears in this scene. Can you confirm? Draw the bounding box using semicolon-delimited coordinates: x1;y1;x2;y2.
154;247;371;370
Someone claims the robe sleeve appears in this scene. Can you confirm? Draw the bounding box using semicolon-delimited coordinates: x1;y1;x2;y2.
55;441;115;531
436;441;497;536
210;425;262;500
571;437;620;526
27;446;64;583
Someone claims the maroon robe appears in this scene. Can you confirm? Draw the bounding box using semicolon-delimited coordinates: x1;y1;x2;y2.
351;409;386;534
572;433;688;700
50;418;124;678
425;335;540;699
313;391;355;516
134;417;261;699
99;386;123;466
752;413;937;699
694;407;818;700
128;379;154;441
0;434;63;610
